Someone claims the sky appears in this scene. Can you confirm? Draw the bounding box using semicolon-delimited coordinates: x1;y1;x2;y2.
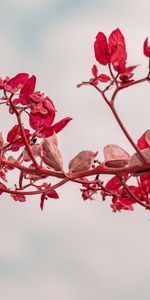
0;0;150;299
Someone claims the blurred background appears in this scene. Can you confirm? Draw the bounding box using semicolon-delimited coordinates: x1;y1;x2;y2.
0;0;150;299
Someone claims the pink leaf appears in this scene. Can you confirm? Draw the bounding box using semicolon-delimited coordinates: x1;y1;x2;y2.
23;144;39;162
103;144;130;167
0;132;4;149
129;148;150;167
68;150;98;173
41;133;63;171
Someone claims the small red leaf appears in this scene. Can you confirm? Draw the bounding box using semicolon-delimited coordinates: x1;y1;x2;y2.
11;193;26;202
137;130;150;150
40;193;45;211
92;64;98;77
19;75;36;105
0;182;7;194
40;189;59;211
98;74;111;82
46;190;59;199
143;38;150;58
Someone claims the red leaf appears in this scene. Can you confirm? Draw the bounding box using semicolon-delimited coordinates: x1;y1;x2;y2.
40;189;59;211
92;64;98;77
7;125;19;143
105;176;123;193
108;28;127;71
40;193;45;211
11;193;26;202
19;75;36;105
137;130;150;150
94;32;109;65
98;74;111;82
36;117;72;138
140;172;150;191
46;190;59;199
143;38;150;58
7;125;30;151
29;110;55;131
6;73;29;89
0;182;7;195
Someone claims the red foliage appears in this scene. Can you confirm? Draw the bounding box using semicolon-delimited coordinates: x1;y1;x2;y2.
0;28;149;213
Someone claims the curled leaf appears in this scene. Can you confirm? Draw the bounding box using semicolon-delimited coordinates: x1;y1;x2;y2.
68;150;98;173
137;130;150;150
11;193;26;202
0;132;4;149
103;144;130;168
143;37;150;58
40;133;63;171
129;148;150;167
23;144;39;162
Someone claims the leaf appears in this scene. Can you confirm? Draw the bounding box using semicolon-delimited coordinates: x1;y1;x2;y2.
137;130;150;150
6;73;29;89
129;148;150;167
40;189;59;211
103;144;130;167
38;117;72;138
11;193;26;202
0;182;7;195
92;64;98;77
98;74;111;82
105;175;123;192
19;75;36;105
143;38;150;58
108;28;127;71
0;132;4;149
68;150;98;173
94;32;109;65
41;133;63;171
23;144;39;162
7;125;19;143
